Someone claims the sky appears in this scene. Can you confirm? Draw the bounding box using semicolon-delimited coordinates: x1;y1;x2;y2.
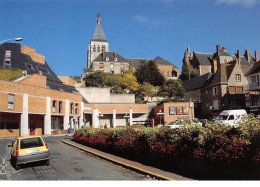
0;0;259;76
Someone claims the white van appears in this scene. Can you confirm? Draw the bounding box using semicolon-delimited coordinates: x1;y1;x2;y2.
216;109;247;127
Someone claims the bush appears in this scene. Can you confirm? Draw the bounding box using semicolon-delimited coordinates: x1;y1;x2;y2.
73;116;260;166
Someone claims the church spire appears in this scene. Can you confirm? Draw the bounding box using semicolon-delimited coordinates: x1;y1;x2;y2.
91;12;108;42
97;12;101;24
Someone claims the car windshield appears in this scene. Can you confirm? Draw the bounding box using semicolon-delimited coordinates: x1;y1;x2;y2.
20;137;44;149
217;115;229;120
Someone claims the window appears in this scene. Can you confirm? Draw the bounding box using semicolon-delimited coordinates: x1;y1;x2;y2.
213;100;219;110
0;122;4;129
93;45;96;52
120;64;124;70
97;45;100;52
75;103;78;114
235;74;241;82
26;63;34;71
8;94;14;109
110;63;114;69
106;57;109;61
4;50;11;69
5;50;11;57
70;103;74;114
36;66;50;74
114;57;118;62
100;63;104;70
20;137;44;149
228;115;234;120
6;122;19;129
52;100;57;113
59;101;62;113
212;87;218;96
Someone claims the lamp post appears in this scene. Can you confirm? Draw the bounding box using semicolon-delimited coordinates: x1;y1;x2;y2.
0;37;23;44
98;112;103;128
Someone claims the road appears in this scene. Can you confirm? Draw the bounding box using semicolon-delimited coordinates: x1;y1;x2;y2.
0;135;152;180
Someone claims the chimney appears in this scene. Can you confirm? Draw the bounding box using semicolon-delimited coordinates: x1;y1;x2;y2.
236;50;240;62
213;59;218;74
216;45;220;55
115;49;117;58
102;47;105;59
245;50;250;62
255;50;259;62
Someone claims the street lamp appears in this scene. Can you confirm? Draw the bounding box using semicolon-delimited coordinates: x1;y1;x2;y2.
0;37;23;44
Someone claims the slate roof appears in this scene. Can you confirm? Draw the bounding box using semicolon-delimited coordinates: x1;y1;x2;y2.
126;56;178;70
154;56;178;68
46;80;79;94
91;13;108;42
240;56;256;66
0;43;79;94
93;52;128;63
193;52;213;66
126;58;152;69
183;72;212;91
245;61;260;76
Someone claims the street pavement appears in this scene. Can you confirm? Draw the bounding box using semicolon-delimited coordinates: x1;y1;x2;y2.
0;135;153;180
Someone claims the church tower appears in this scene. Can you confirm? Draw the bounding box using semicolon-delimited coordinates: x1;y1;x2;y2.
87;12;109;68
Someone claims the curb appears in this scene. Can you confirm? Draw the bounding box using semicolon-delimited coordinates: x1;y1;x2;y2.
61;140;177;181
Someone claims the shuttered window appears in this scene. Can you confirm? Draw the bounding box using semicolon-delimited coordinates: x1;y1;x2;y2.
229;86;236;94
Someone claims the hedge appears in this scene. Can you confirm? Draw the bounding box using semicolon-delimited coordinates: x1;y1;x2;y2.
73;115;260;172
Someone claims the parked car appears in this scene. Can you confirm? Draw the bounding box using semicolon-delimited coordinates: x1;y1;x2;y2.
215;109;247;127
164;119;202;129
10;136;50;170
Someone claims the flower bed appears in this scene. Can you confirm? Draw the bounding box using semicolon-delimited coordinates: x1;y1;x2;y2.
73;115;260;179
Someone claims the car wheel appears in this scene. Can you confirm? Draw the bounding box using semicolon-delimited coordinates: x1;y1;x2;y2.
45;159;50;166
15;161;20;170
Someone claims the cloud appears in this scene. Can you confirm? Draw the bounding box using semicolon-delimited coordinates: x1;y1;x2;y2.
216;0;258;7
133;14;169;26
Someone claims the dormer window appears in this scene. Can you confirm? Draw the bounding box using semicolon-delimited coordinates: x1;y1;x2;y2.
106;57;109;61
4;50;11;69
36;66;50;74
114;57;118;61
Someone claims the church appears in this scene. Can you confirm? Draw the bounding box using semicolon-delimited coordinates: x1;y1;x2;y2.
86;12;179;79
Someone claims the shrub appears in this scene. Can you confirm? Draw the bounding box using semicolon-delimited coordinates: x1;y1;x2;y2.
73;116;260;166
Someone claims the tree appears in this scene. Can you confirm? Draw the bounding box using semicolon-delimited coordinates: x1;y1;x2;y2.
135;60;165;86
135;82;156;103
158;79;185;100
121;73;139;93
179;59;199;82
84;70;108;87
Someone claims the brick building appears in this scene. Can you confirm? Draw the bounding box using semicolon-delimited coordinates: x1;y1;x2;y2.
153;102;195;126
0;43;83;138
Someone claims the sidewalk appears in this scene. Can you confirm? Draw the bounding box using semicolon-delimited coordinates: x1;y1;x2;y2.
61;140;193;181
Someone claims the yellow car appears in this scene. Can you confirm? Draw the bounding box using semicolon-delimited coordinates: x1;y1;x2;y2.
10;136;50;170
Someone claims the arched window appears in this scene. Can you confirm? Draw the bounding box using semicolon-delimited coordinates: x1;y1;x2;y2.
97;45;100;52
93;45;96;52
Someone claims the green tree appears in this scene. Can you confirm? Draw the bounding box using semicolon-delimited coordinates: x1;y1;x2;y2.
135;82;156;103
84;70;108;87
179;60;199;82
158;79;185;100
135;60;165;86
